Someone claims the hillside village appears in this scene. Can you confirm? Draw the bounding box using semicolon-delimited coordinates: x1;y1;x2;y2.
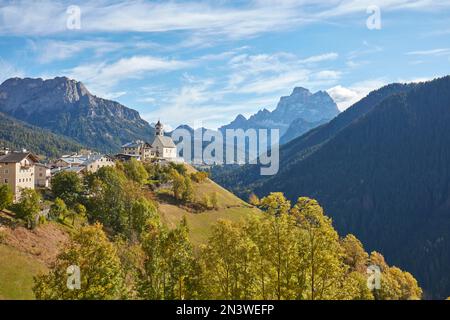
0;121;179;201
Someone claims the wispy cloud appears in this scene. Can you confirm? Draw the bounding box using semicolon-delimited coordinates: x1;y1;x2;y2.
2;0;449;38
65;55;190;97
226;51;341;94
406;48;450;56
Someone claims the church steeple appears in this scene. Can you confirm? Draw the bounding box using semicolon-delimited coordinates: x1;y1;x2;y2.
155;120;164;136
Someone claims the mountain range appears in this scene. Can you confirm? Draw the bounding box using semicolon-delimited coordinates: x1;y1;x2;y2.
212;76;450;299
0;77;155;153
220;87;339;144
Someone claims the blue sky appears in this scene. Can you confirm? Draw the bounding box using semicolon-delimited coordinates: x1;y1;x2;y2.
0;0;449;129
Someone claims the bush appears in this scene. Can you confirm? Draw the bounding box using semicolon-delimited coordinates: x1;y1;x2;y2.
191;171;209;183
0;184;13;211
12;189;42;229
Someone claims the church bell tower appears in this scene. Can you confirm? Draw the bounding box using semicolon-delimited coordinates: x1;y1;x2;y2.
155;120;164;136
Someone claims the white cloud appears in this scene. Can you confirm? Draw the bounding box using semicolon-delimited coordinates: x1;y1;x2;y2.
226;52;341;94
237;70;310;94
29;39;127;63
2;0;448;39
327;79;387;110
406;48;450;56
65;55;190;96
300;53;339;64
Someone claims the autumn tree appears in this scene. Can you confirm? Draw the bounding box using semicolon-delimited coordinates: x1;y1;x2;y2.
201;220;258;299
369;251;422;300
210;192;219;210
170;169;185;201
13;188;41;229
129;197;158;236
182;176;194;203
248;193;260;206
123;158;149;185
33;223;125;299
49;197;69;222
73;203;87;224
291;197;349;300
138;217;196;300
259;192;291;216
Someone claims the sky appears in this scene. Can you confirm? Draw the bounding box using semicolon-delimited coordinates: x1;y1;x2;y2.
0;0;449;129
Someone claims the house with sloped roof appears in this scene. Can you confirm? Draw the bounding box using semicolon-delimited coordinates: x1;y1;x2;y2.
51;154;115;176
0;151;39;200
121;140;154;160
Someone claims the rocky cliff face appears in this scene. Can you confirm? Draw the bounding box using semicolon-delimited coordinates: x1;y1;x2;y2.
219;87;339;142
0;77;154;152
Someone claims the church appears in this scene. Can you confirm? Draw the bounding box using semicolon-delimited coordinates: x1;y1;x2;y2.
120;121;177;161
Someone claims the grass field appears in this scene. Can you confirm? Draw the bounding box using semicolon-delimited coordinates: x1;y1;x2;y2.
159;176;261;244
0;244;47;300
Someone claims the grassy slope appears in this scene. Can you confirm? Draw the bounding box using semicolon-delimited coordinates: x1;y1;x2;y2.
0;245;47;299
0;212;70;300
0;165;260;299
159;168;261;245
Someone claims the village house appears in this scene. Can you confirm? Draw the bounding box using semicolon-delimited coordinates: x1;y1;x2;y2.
83;154;115;173
51;154;115;176
120;121;177;161
0;150;39;200
121;141;155;161
35;163;51;188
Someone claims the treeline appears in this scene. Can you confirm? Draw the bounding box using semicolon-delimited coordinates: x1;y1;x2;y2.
32;171;422;300
0;112;82;158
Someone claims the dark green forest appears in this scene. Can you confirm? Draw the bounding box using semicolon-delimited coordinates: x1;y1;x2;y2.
0;112;82;158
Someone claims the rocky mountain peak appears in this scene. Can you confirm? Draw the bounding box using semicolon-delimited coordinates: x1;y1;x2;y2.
291;87;312;96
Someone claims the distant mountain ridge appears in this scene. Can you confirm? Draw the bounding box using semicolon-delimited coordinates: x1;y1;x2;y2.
220;87;340;143
0;77;155;152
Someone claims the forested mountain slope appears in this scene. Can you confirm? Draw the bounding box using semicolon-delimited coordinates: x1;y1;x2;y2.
0;111;82;158
212;76;450;298
0;77;154;152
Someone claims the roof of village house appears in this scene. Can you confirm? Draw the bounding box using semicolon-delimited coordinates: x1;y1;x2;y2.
149;135;176;148
121;141;152;148
35;163;51;169
51;166;85;175
59;156;87;165
114;153;141;161
0;152;39;163
83;154;113;166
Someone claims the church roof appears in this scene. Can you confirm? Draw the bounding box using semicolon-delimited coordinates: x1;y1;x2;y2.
149;135;176;148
